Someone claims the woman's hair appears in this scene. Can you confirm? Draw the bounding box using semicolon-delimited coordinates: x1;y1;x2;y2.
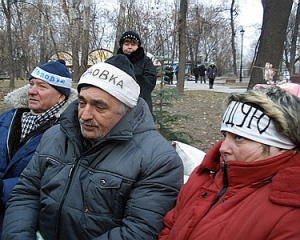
223;86;300;150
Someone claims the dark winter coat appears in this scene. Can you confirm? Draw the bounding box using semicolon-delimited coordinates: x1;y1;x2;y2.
160;140;300;239
2;98;183;240
199;65;206;76
117;47;157;113
192;66;200;76
207;65;218;79
0;85;77;236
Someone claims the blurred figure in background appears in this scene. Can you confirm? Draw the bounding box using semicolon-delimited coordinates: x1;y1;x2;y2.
199;64;206;84
207;62;218;89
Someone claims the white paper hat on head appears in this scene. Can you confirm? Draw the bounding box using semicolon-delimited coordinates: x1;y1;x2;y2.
77;55;140;108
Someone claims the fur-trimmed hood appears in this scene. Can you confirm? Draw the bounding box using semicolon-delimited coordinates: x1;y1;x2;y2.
4;84;78;117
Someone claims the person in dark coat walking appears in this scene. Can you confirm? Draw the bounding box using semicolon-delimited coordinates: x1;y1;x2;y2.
199;64;206;84
207;62;218;89
117;30;157;116
192;65;200;83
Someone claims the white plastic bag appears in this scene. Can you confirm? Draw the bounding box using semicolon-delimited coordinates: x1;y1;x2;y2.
172;141;206;182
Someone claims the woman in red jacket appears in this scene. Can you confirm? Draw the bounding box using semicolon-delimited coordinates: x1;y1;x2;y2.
159;86;300;240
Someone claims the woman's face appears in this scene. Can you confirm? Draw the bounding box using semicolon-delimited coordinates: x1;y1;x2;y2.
122;40;138;55
219;131;287;162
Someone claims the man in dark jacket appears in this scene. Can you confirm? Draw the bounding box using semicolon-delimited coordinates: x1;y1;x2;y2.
117;30;157;116
2;55;183;240
193;65;200;83
0;59;77;238
207;62;218;89
199;64;206;84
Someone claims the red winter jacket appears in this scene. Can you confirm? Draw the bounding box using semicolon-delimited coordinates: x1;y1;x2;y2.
159;140;300;240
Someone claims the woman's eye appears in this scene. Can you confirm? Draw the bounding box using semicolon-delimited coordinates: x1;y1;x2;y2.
235;135;244;141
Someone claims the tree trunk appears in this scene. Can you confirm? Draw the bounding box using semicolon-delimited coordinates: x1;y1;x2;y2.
289;0;300;74
113;0;126;54
177;0;188;94
2;0;15;89
230;0;237;76
80;4;90;74
248;0;293;89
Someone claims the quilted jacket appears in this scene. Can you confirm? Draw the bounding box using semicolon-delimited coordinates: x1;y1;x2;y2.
3;98;183;239
160;140;300;240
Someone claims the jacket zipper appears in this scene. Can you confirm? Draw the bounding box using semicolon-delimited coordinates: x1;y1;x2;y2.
6;110;17;162
211;161;229;207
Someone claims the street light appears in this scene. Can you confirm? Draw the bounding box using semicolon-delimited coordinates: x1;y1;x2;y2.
239;28;245;82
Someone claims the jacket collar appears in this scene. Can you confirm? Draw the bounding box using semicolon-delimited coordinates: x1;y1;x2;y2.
198;140;300;207
117;47;145;64
4;84;78;118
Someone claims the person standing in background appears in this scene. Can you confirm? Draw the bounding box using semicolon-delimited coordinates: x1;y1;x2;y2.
169;66;174;85
117;30;157;116
207;62;218;89
199;64;206;84
192;65;200;83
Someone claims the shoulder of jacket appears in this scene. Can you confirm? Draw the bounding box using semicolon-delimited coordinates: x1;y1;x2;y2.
55;88;78;117
270;160;300;208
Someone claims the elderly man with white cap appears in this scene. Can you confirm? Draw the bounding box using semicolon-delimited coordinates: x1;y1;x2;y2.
2;54;183;240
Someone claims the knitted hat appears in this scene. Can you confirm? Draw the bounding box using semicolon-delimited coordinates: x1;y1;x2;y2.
29;59;72;97
119;31;141;46
78;54;140;108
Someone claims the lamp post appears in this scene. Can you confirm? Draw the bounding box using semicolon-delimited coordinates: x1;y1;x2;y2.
239;28;245;82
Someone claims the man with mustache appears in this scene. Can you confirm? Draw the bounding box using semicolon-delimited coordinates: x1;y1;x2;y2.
2;54;183;240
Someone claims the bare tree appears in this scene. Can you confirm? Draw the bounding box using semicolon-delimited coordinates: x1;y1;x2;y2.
113;0;126;54
177;0;188;94
248;0;293;89
286;0;300;74
1;0;15;89
230;0;238;76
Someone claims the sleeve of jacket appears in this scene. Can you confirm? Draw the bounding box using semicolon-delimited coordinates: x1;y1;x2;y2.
158;176;187;239
136;58;157;94
2;177;19;205
96;151;184;240
2;150;42;239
